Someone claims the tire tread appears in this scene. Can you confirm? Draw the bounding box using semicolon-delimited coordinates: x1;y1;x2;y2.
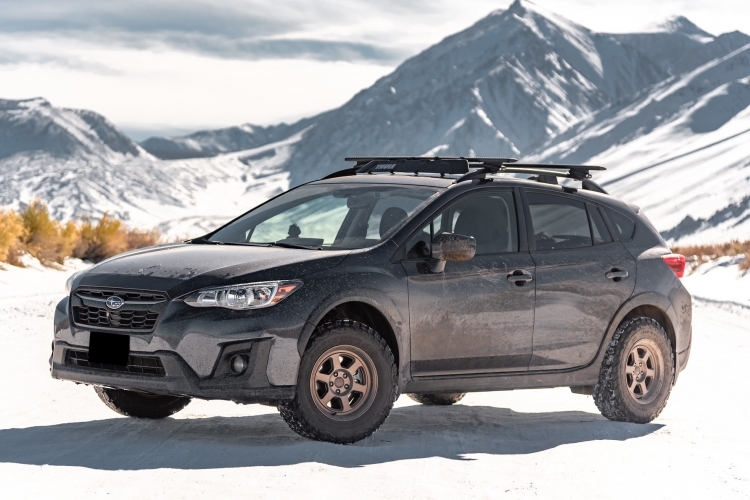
278;319;398;444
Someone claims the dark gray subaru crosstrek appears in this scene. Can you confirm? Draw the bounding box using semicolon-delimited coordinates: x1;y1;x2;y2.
51;157;691;444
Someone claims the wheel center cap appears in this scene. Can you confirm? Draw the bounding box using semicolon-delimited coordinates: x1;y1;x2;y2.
334;377;345;388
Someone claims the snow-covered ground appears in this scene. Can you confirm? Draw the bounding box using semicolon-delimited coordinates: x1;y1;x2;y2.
0;260;748;498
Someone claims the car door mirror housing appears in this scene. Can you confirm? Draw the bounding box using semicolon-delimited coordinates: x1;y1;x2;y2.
432;233;476;262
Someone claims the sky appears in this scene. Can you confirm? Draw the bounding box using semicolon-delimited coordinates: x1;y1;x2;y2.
1;0;749;140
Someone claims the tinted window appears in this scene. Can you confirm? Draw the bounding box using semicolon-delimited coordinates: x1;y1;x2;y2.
587;204;612;245
527;192;592;250
606;208;636;241
406;191;518;258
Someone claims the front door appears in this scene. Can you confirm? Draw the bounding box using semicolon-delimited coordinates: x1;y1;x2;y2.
402;189;536;377
523;190;636;370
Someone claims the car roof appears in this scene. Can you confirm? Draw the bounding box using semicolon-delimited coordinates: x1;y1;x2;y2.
311;173;637;214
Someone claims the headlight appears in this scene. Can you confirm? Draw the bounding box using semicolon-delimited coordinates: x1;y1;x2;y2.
183;280;302;310
65;270;86;294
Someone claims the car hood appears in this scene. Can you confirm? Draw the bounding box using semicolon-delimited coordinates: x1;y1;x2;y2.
76;243;350;298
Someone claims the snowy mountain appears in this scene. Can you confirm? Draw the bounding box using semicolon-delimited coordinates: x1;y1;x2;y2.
2;0;750;244
527;34;750;243
140;115;322;160
0;97;291;234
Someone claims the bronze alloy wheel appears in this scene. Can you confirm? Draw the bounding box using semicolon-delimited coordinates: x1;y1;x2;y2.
624;339;664;405
309;345;378;421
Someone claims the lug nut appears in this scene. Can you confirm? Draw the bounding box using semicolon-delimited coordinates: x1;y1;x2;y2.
334;372;338;377
343;373;347;379
345;385;349;389
329;382;333;386
336;389;340;394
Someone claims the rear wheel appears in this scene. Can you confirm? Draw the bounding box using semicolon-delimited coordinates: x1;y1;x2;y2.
593;317;674;423
407;393;466;405
94;386;191;419
278;320;398;444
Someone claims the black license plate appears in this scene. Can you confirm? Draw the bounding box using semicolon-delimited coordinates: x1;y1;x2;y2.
88;332;130;366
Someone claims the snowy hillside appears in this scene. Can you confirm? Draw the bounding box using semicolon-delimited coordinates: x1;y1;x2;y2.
528;41;750;244
140;116;320;160
0;97;294;236
2;0;750;243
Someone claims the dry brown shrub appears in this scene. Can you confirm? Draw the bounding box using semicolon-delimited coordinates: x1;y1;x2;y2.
126;227;162;250
20;199;78;265
73;213;129;262
672;240;750;272
1;200;162;266
73;214;161;262
0;209;27;264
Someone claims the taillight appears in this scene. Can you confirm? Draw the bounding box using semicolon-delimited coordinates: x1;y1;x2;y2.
662;254;686;278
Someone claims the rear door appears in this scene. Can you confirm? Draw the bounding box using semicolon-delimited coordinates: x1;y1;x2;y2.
402;189;536;376
522;190;636;371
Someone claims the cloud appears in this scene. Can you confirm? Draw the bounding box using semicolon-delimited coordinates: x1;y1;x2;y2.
0;50;120;75
0;0;407;63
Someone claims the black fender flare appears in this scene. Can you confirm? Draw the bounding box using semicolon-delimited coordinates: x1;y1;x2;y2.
295;287;406;360
590;291;677;373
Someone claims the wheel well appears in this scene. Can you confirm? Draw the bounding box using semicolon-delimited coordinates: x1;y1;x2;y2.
624;305;677;358
313;301;399;368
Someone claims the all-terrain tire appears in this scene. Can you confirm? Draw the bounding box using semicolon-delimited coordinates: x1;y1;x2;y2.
593;317;675;423
94;386;191;418
407;393;466;405
278;320;398;444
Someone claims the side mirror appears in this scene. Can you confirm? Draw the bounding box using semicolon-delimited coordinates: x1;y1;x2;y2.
426;233;476;272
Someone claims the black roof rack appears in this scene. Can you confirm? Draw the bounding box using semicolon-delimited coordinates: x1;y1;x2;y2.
337;157;518;178
454;163;606;192
325;157;608;194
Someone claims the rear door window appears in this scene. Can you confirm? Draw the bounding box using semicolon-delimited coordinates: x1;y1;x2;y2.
526;192;592;251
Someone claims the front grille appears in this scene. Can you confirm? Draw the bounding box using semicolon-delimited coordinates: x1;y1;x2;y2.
71;288;168;333
73;305;159;330
66;349;166;376
76;289;167;301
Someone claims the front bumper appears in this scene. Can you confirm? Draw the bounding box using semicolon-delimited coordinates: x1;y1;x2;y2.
50;296;303;403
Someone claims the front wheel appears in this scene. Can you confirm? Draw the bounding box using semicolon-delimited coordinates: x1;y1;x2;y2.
278;320;398;444
94;386;191;418
593;317;674;423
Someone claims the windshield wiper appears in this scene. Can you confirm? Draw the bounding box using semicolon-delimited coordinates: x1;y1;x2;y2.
193;239;272;247
268;242;323;250
192;239;320;250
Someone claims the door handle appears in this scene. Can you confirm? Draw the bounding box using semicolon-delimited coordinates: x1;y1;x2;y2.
606;269;629;280
507;270;533;284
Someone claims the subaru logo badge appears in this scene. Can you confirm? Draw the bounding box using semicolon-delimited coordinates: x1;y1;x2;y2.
106;296;125;310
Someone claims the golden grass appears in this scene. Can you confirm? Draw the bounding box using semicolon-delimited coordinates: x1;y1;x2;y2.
672;240;750;272
0;200;162;266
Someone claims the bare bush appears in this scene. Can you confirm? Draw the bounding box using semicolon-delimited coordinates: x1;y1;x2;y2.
672;240;750;272
0;201;162;266
0;210;27;265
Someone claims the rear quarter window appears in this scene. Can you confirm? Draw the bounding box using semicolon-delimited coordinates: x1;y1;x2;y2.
605;208;636;241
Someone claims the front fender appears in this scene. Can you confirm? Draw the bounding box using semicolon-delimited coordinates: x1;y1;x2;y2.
296;286;407;359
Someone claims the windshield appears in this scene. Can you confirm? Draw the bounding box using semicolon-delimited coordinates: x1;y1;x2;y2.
207;184;439;250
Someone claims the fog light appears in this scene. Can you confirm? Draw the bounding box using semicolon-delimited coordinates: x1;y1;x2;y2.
230;355;248;375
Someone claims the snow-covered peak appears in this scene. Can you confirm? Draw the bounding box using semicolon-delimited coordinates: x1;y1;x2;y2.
0;97;52;111
0;98;150;162
655;15;713;39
